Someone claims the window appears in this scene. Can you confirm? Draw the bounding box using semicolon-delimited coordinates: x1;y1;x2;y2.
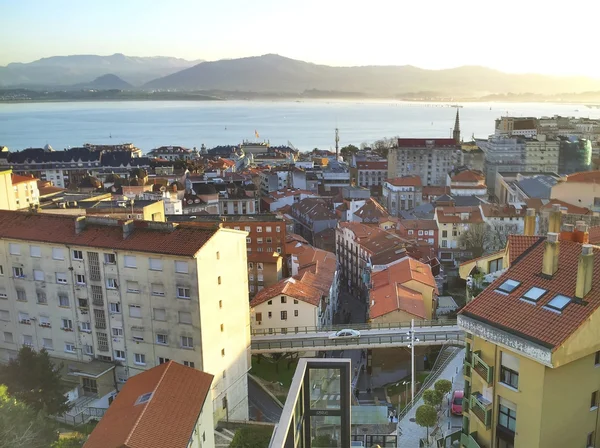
134;353;146;365
148;258;162;271
33;270;44;281
9;243;20;255
281;311;288;320
489;257;503;272
223;369;227;379
0;265;2;276
28;245;41;258
72;250;83;261
219;300;222;309
183;361;195;368
106;278;117;289
16;289;26;302
246;237;252;244
43;338;53;350
76;274;86;285
156;333;168;345
244;226;251;232
294;310;299;317
124;255;137;268
268;311;272;318
154;308;166;321
179;311;192;324
13;267;24;278
442;230;448;238
175;261;188;273
52;248;64;260
127;281;140;293
23;334;33;347
592;391;598;410
257;237;263;244
500;363;519;389
276;226;281;232
84;344;94;356
520;287;546;304
104;253;116;264
65;343;76;353
181;336;193;348
129;305;142;318
221;349;225;357
56;273;67;284
4;332;13;343
293;299;298;304
498;403;517;433
112;327;123;337
38;315;50;327
257;226;262;233
177;287;190;299
248;262;254;269
58;295;69;307
595;351;600;367
257;263;263;271
496;279;521;294
249;274;254;281
109;302;121;313
588;432;595;448
281;296;287;304
80;322;91;332
267;300;272;305
61;318;73;330
545;294;572;312
0;310;10;321
114;350;126;361
217;276;222;285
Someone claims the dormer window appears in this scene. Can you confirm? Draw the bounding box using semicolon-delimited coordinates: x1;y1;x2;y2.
496;279;521;294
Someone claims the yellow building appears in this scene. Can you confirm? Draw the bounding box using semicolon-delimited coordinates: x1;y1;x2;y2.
0;169;40;211
458;217;600;448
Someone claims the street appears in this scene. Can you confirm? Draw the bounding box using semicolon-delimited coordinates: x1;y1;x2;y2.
248;375;283;423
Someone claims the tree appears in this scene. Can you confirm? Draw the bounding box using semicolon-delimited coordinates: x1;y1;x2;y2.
415;404;438;442
422;389;443;409
458;223;487;258
311;434;337;447
229;426;274;448
0;347;70;415
0;385;59;448
51;436;86;448
434;379;452;398
340;144;359;161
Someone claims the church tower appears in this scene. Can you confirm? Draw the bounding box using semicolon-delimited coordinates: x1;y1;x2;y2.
453;108;461;144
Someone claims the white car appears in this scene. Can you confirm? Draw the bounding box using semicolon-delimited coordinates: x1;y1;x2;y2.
329;329;361;339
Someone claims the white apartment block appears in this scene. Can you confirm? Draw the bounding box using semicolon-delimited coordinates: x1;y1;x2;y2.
387;138;456;186
0;211;250;423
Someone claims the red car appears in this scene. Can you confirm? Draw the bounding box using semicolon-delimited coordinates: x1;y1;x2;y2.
451;390;464;415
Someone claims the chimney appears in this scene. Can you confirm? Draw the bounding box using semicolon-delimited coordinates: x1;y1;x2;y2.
524;208;536;236
75;216;86;234
123;220;135;239
542;232;560;278
574;221;590;244
575;244;594;300
548;204;563;233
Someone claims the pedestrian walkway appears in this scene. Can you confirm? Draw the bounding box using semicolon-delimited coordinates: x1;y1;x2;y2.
396;349;465;447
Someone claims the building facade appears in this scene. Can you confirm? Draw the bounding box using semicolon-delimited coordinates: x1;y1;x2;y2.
383;176;423;215
387;138;456;186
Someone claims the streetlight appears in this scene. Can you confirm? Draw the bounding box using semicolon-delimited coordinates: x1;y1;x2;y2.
406;319;420;403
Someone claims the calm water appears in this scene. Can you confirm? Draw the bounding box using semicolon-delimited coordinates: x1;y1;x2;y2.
1;100;598;153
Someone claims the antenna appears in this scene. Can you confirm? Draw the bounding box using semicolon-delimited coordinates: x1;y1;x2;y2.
335;128;339;160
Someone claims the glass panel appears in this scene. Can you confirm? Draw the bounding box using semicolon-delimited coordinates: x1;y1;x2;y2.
546;294;571;311
522;287;546;302
497;279;521;293
508;415;516;432
310;415;341;447
499;412;508;428
309;368;341;410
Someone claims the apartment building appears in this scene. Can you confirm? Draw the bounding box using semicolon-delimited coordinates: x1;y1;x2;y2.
495;117;538;137
260;188;317;212
387;138;456;186
259;170;290;195
435;206;484;265
147;145;194;161
459;218;600;448
551;171;600;210
397;219;439;251
290;198;337;248
383;176;423;216
448;170;487;197
0;211;250;423
0;169;40;211
354;160;388;194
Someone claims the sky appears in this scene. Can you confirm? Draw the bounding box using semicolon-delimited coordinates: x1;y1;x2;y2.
2;0;600;77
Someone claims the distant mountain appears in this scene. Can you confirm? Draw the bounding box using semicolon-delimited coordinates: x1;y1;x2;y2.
143;54;600;97
0;54;202;87
73;74;133;90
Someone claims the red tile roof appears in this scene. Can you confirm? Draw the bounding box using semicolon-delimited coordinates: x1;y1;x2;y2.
387;176;422;187
423;186;450;197
508;235;542;265
479;204;526;218
450;170;485;183
357;161;387;170
11;173;37;184
0;211;217;257
397;138;457;148
435;207;484;224
461;237;600;349
84;361;213;448
354;198;390;223
524;198;592;216
250;276;323;307
563;171;600;183
398;219;439;231
589;226;600;245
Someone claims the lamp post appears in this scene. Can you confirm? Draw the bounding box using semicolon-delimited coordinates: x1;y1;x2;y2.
406;319;420;403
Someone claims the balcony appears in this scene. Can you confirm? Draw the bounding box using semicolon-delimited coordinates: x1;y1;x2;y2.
463;356;472;378
460;431;483;448
471;393;492;429
472;351;494;384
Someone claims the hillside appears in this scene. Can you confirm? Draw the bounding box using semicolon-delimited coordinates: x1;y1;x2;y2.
143;54;600;97
0;54;202;87
74;74;133;90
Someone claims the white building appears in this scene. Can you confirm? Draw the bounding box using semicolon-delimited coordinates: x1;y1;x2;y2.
0;211;250;423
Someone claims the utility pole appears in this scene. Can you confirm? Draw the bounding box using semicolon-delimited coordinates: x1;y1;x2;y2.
335;128;339;160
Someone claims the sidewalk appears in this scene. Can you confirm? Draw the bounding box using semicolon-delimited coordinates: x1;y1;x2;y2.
396;349;465;447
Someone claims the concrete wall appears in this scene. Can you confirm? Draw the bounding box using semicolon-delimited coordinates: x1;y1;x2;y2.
251;293;319;332
551;181;600;209
0;170;17;211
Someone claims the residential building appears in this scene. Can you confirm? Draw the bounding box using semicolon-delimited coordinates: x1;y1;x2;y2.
354;160;388;194
523;199;596;235
218;183;258;215
0;211;250;422
435;206;484;265
396;219;439;258
479;204;526;251
495;117;538;137
0;169;40;211
318;165;351;191
352;198;395;228
551;171;600;210
456;142;485;173
422;185;451;204
38;198;166;222
383;176;423;216
368;257;438;323
290;198;337;249
147;146;194;161
448;170;487;197
84;361;214;448
259;170;290;195
495;172;559;205
260;188;317;212
558;137;592;174
459;219;600;448
387;138;456;186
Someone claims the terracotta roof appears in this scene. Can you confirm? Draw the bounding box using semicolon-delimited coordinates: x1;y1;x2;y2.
250;276;323;307
398;219;439;231
353;198;390;223
397;138;457;148
356;161;387;170
461;236;600;349
338;222;410;257
387;176;422;187
479;204;526;218
11;173;37;184
524;198;591;216
563;171;600;183
423;186;450;197
450;170;485;183
435;206;484;224
84;361;213;448
507;235;543;265
0;211;217;257
247;251;282;263
589;226;600;245
292;198;336;221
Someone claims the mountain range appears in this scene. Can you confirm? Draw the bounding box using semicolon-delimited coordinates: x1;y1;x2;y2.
2;53;600;98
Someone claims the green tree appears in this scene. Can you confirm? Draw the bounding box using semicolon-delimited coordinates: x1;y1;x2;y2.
422;389;443;409
51;436;86;448
340;144;359;160
434;379;452;397
0;347;70;415
0;385;59;448
311;434;337;447
415;404;437;442
229;426;274;448
458;223;487;259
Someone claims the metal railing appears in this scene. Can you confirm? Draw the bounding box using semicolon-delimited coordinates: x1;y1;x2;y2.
472;351;494;384
252;319;458;336
55;406;107;427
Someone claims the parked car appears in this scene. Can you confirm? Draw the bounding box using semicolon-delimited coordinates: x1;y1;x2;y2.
329;329;361;339
451;390;464;415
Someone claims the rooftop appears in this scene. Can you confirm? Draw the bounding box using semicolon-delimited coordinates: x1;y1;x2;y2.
85;361;213;448
11;173;37;185
396;138;457;148
450;170;485;183
387;176;422;187
562;171;600;183
356;161;387;170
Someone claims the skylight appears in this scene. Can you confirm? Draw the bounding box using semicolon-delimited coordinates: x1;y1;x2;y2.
521;287;547;303
496;279;521;294
544;295;572;312
135;392;153;406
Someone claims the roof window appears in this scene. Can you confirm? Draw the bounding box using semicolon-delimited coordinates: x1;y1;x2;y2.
520;286;547;304
544;294;572;313
496;279;521;294
135;392;153;406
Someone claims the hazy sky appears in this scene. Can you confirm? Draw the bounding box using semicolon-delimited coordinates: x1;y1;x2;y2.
2;0;600;77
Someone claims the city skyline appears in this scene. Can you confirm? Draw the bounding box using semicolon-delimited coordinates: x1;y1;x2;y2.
2;0;600;78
